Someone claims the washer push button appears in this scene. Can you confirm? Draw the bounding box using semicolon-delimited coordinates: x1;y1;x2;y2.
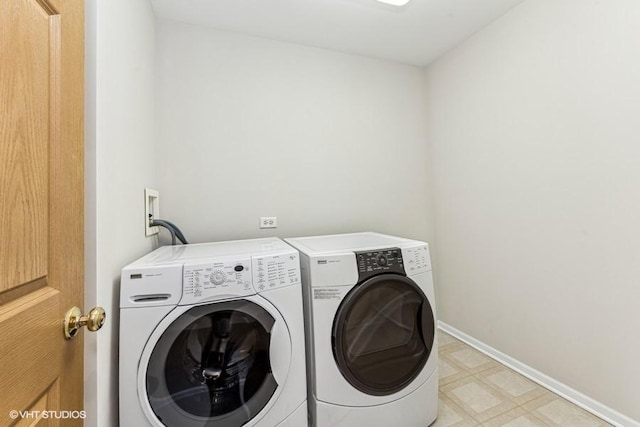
210;270;227;285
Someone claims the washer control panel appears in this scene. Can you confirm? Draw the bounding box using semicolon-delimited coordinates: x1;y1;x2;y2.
181;257;253;304
252;251;301;292
356;247;405;282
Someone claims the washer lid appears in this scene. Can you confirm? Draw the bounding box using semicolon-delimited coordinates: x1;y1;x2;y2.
124;237;294;268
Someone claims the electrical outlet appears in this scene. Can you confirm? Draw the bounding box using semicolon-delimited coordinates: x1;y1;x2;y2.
259;217;277;229
145;188;160;236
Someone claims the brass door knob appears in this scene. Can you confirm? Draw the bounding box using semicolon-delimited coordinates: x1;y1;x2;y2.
64;306;106;339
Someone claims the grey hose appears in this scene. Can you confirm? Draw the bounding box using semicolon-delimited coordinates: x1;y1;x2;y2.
150;219;177;245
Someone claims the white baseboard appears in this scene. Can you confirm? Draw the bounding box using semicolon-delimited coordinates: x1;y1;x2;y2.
437;321;639;427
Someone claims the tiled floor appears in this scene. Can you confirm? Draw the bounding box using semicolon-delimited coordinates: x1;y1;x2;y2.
434;329;612;427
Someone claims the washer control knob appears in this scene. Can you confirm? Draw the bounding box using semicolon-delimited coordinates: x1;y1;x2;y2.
210;270;226;285
377;255;388;266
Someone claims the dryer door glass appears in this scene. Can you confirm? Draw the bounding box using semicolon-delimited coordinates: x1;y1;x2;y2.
332;274;435;396
146;300;278;426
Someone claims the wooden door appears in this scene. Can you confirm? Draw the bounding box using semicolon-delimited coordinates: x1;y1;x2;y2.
0;0;84;425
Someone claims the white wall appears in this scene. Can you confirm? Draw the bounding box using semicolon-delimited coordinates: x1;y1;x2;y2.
84;1;157;426
425;0;640;422
155;21;433;244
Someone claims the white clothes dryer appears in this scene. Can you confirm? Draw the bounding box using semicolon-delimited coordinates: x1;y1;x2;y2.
285;232;438;427
119;238;307;427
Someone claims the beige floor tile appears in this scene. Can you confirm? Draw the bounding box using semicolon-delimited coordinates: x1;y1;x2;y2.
438;341;473;385
439;340;467;354
445;346;499;374
522;394;612;427
435;329;611;427
440;355;473;386
475;366;546;405
442;376;518;423
430;394;478;427
438;330;462;349
482;407;550;427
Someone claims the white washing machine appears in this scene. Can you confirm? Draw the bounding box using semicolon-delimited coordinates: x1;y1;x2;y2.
285;232;438;427
119;238;307;427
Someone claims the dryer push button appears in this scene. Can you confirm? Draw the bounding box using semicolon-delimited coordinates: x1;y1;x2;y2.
356;248;405;281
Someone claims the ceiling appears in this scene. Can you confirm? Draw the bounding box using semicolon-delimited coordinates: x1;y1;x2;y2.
149;0;527;66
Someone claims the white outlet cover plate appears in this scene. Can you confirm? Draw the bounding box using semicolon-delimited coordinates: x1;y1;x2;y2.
260;217;277;229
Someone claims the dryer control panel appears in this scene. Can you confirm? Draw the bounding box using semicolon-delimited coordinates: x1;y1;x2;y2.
402;245;431;274
356;247;405;282
181;257;253;304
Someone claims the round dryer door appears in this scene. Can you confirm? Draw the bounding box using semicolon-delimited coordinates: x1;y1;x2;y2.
145;300;280;426
332;274;435;396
